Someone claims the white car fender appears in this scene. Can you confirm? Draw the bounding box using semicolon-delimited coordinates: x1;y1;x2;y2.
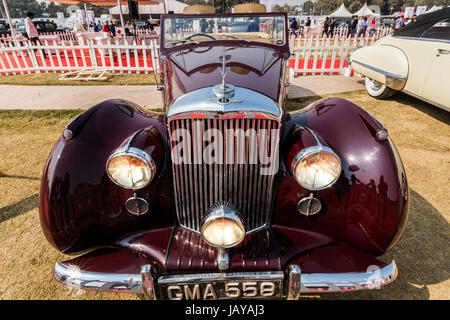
351;44;408;90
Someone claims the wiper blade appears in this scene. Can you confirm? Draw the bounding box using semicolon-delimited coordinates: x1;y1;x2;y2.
221;34;251;43
167;39;200;47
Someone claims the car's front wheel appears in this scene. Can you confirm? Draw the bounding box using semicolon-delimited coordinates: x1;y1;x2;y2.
365;77;396;99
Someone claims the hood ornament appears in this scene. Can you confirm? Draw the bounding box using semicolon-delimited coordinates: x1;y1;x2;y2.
211;47;241;106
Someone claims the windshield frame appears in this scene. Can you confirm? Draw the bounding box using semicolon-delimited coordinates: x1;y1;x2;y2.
160;12;289;54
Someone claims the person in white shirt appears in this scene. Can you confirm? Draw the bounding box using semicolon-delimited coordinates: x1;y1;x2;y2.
25;12;46;58
394;15;405;30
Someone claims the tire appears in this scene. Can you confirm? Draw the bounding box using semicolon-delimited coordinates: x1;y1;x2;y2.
364;77;396;99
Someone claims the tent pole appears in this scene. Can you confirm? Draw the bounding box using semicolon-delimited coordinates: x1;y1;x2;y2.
2;0;17;46
117;0;125;30
84;2;88;26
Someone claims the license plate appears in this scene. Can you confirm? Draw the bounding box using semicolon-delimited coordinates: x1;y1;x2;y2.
157;272;284;300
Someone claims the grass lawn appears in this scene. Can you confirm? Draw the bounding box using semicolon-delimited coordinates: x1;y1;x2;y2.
0;72;158;86
0;91;449;300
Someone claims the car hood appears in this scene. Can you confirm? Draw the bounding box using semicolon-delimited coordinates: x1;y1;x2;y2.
162;44;287;105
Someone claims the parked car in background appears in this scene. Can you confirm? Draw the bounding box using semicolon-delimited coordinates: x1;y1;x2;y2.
351;8;450;111
0;20;11;36
15;19;64;37
135;20;151;29
41;6;409;300
380;16;395;28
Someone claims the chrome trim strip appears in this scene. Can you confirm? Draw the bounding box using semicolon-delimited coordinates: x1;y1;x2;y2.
157;271;285;285
54;261;398;297
167;86;282;118
301;126;323;147
125;129;145;152
54;262;143;294
351;59;407;90
403;90;450;112
351;60;407;80
393;36;450;44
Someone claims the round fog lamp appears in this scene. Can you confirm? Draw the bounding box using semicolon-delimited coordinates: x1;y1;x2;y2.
201;204;245;248
106;147;156;190
291;146;341;190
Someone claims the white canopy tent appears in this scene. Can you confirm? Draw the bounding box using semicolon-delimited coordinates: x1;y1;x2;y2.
329;3;352;17
353;3;379;16
109;0;187;16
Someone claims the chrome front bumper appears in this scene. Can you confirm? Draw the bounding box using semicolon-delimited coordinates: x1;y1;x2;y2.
54;261;398;299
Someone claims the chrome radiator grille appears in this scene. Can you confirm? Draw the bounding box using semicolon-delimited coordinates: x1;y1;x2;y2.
168;113;280;233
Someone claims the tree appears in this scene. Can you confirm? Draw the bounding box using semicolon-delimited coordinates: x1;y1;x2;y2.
302;1;314;14
4;0;110;18
310;0;449;16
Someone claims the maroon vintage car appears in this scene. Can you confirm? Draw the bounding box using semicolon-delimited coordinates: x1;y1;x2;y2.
39;10;409;300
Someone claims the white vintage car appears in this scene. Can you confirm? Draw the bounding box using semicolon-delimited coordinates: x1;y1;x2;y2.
351;8;450;111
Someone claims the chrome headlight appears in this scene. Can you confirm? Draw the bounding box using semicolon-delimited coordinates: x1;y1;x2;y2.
201;204;245;248
291;146;341;190
106;147;156;190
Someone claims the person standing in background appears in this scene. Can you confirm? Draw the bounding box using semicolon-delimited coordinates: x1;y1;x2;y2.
356;16;363;37
394;15;405;30
369;17;376;37
247;17;259;32
25;12;46;58
322;17;329;37
358;17;368;37
351;16;358;37
93;21;100;32
108;21;116;37
148;25;157;35
329;17;336;38
346;16;353;37
102;21;110;37
290;17;298;38
305;17;311;37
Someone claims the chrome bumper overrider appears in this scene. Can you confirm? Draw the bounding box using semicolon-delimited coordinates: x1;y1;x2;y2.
54;261;398;299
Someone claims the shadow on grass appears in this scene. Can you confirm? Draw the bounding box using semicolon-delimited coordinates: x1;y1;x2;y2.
320;189;450;300
0;194;38;223
285;90;368;112
390;92;450;125
0;174;40;181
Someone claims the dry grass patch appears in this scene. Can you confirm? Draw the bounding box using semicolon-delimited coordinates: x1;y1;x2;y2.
0;91;449;300
0;72;159;86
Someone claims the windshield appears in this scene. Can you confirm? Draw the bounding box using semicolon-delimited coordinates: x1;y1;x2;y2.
163;15;286;48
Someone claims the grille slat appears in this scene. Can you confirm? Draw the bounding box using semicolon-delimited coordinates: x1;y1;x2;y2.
169;114;279;232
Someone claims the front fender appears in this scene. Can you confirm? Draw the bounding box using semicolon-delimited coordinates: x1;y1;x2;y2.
38;100;174;254
276;98;409;255
351;42;408;90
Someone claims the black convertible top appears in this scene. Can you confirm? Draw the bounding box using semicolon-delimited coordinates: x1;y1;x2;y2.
394;7;450;37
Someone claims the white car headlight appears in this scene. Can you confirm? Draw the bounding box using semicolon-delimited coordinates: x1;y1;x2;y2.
106;147;156;190
201;204;245;248
291;146;341;190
